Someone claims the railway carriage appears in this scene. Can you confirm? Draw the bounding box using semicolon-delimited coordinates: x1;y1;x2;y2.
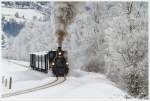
30;52;49;73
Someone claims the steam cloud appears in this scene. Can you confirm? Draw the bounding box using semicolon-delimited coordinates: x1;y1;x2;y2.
54;2;77;47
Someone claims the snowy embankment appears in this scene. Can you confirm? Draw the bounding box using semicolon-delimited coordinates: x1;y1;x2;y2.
1;59;126;99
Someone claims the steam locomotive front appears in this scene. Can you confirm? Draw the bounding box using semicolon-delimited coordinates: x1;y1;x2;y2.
51;47;69;77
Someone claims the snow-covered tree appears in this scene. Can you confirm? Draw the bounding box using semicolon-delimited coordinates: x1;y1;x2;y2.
105;2;148;98
62;2;108;73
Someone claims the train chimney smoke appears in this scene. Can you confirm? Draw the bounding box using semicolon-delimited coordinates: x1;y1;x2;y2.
54;2;77;47
56;30;66;47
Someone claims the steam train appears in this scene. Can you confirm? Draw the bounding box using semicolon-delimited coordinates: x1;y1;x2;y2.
30;47;69;77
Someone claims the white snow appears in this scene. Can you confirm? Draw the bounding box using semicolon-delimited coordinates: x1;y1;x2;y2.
1;7;44;20
1;59;28;73
1;59;127;99
31;51;48;55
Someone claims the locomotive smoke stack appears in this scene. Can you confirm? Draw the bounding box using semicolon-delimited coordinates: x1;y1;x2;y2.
57;46;62;56
58;46;62;51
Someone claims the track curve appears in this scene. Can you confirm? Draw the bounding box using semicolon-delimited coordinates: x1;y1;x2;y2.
2;77;66;98
2;60;67;98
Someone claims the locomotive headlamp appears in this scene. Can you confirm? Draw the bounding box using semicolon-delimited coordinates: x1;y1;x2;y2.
66;62;69;65
58;52;62;55
52;62;55;66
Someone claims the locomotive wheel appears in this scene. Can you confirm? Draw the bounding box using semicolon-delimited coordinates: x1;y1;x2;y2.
52;67;69;77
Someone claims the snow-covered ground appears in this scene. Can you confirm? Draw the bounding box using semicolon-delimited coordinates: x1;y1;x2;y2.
1;59;127;99
1;7;44;20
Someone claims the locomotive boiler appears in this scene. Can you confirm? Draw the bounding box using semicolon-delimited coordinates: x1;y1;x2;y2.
50;47;69;77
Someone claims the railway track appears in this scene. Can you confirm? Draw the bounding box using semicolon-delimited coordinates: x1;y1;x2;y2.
7;60;30;68
2;60;66;98
2;77;66;98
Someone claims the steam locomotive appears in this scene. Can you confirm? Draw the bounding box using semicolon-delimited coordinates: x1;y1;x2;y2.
30;47;69;77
